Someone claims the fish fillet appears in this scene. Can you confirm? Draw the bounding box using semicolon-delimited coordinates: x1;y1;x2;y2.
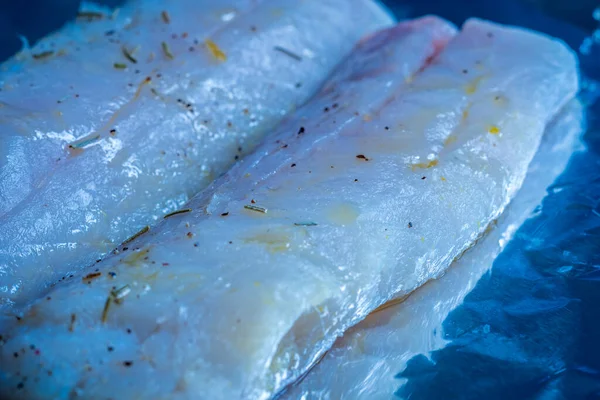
0;17;578;400
0;0;394;310
281;99;585;400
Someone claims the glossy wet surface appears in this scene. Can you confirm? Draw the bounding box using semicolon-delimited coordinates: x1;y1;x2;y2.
1;0;599;398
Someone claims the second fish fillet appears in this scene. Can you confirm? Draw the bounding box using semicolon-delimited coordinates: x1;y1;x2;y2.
281;99;585;400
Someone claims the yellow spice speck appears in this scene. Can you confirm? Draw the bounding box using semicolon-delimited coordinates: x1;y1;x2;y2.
328;203;359;225
444;135;457;146
205;39;227;61
464;76;483;95
411;159;438;170
488;125;500;134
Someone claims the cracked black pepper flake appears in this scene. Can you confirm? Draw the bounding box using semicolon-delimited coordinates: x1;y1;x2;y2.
221;212;229;217
297;126;305;135
123;361;133;367
408;222;413;228
356;154;369;161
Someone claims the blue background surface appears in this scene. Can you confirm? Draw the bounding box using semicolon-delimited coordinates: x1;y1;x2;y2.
1;1;599;398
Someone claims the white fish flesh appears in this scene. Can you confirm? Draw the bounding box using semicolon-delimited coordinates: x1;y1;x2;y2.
0;17;578;400
0;0;394;310
281;99;585;400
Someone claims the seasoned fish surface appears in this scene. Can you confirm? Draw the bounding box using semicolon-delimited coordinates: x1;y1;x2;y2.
0;18;578;400
0;0;394;309
283;99;585;400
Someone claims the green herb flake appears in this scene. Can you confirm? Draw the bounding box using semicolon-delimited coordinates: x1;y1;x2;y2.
244;205;267;214
101;296;112;323
121;45;138;64
122;225;149;245
101;284;131;323
76;11;105;21
163;208;192;219
68;134;101;150
32;51;54;60
111;284;131;302
161;41;174;60
273;46;302;62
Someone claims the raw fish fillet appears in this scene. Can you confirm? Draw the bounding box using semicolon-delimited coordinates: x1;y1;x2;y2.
282;99;585;400
0;0;394;309
0;17;578;400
